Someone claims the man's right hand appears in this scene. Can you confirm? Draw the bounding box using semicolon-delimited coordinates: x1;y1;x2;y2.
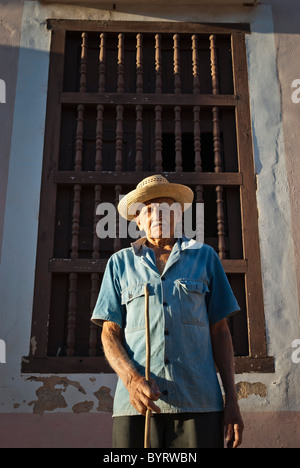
101;321;162;416
127;374;161;416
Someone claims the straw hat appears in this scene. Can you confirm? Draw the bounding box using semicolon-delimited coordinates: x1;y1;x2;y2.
118;174;194;221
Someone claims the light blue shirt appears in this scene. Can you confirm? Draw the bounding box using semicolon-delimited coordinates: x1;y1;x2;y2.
91;235;240;417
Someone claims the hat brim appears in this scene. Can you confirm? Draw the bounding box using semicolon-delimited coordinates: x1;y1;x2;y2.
118;183;194;221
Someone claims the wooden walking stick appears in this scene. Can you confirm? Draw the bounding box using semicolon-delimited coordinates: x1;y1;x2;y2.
144;284;151;448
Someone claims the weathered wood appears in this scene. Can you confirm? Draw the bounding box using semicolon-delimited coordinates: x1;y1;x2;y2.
135;105;143;171
136;33;143;94
21;356;114;374
67;32;88;357
174;106;182;172
192;34;200;95
59;92;237;107
49;258;248;274
49;258;108;273
155;105;163;171
89;38;105;356
21;355;274;374
117;33;125;93
192;34;204;204
173;34;181;95
98;32;106;93
29;27;66;358
47;19;251;35
231;32;268;358
54;170;243;186
210;34;226;259
155;34;162;94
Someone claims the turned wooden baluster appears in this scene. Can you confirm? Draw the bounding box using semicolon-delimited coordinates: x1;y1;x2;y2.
114;33;124;253
173;34;182;172
135;34;143;171
67;32;88;356
173;34;181;95
210;34;226;259
192;35;204;206
89;32;106;357
136;104;143;171
155;34;163;172
136;33;143;94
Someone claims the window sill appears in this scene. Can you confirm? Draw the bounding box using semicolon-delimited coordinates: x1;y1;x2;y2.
21;356;274;374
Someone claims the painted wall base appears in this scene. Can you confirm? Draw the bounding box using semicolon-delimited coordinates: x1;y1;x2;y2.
0;412;299;448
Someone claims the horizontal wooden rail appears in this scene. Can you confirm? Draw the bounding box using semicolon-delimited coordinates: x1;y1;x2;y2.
54;171;243;186
59;92;237;107
49;258;247;274
21;355;274;374
47;19;251;34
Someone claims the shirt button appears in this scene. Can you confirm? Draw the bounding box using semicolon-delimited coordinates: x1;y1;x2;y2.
161;277;165;281
163;301;168;306
162;390;168;395
164;330;169;336
165;359;170;365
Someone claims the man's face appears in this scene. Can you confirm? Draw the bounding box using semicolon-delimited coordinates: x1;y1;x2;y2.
134;197;182;240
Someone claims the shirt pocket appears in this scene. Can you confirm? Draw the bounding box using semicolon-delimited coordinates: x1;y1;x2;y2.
121;283;147;332
176;279;209;326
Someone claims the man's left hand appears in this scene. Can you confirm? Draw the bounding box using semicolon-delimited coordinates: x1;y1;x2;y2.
224;400;244;448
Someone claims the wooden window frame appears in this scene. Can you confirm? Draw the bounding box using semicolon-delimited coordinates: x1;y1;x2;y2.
22;20;274;374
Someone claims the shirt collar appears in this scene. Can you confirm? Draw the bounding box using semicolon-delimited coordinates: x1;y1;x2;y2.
130;235;203;256
130;236;148;255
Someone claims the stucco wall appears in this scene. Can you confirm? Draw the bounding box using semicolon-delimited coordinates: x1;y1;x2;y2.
0;0;23;261
0;0;300;448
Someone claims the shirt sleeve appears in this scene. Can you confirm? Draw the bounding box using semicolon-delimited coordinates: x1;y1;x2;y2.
206;249;241;325
90;255;124;328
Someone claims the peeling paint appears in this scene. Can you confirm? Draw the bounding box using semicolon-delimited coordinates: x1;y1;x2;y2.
72;401;94;414
27;376;86;415
236;381;267;400
93;386;113;412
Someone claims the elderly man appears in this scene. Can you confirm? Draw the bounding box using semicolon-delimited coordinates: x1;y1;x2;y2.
91;175;244;449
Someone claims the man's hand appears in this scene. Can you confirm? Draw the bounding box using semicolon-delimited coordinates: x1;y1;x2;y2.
224;400;244;448
127;374;161;416
101;321;162;416
210;319;244;448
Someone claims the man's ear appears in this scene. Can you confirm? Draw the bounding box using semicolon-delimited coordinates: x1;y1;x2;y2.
134;215;142;231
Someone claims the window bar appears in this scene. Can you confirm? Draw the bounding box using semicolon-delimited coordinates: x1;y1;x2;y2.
174;106;182;172
136;33;143;94
210;34;226;259
155;34;163;171
192;34;204;204
117;33;125;94
98;32;106;93
115;33;125;252
135;34;143;171
173;34;181;94
173;35;182;172
155;34;162;94
66;32;88;356
89;32;106;357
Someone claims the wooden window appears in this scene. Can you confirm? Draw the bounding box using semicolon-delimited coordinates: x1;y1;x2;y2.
22;20;274;374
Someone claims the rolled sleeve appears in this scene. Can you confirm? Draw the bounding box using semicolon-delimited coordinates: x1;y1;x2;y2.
206;249;240;325
91;255;124;328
